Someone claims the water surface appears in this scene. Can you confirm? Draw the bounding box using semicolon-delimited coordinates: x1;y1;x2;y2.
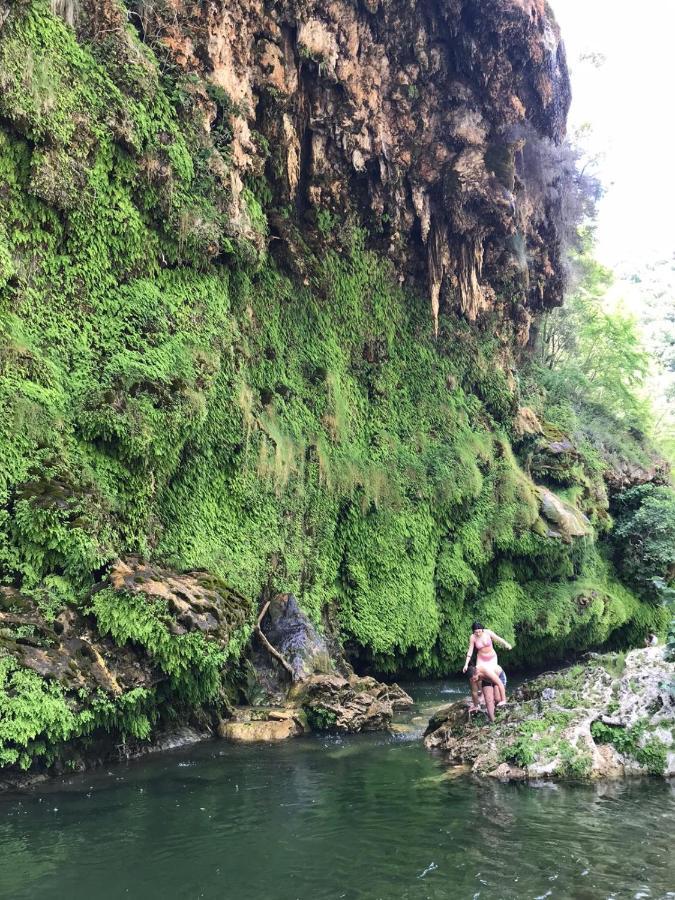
0;680;672;900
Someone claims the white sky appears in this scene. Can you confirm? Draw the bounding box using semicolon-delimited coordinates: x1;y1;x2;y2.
551;0;675;268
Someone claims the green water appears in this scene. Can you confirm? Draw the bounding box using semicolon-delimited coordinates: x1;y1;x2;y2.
0;681;672;900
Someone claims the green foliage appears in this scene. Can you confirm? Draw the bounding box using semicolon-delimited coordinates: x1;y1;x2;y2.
0;652;156;769
0;654;76;768
654;579;675;661
0;0;666;775
501;710;575;769
304;705;338;732
535;245;651;435
590;719;667;775
88;588;229;706
611;485;675;598
558;739;592;778
525;238;656;479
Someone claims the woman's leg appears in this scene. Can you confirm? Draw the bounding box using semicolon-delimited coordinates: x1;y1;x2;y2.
482;684;495;722
477;666;506;705
468;675;480;711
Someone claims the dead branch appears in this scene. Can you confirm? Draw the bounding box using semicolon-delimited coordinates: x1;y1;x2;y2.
255;600;295;677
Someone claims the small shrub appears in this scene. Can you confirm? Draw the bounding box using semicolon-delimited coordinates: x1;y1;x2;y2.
304;705;338;732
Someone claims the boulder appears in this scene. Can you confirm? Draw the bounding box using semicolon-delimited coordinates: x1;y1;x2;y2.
536;486;591;541
261;593;332;681
218;708;307;743
295;673;413;733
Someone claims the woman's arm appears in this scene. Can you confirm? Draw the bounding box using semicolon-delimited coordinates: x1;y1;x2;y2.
489;630;513;650
462;635;475;673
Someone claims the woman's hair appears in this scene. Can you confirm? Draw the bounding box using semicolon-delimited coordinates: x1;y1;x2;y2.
466;664;476;678
471;621;484;632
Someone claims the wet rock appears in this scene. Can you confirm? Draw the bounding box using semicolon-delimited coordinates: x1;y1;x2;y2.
261;593;332;681
218;707;307;743
424;648;675;780
295;673;413;733
536;486;591;541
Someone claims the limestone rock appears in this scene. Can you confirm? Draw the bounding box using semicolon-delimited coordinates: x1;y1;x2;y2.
297;673;413;733
106;557;250;643
0;586;153;697
604;459;671;494
536;486;591;541
218;707;307;742
114;0;573;329
513;406;543;438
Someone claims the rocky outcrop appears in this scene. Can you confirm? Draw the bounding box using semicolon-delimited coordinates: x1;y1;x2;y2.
218;671;413;740
218;706;308;742
0;558;251;784
293;673;413;732
66;0;576;333
604;458;672;494
239;594;413;738
0;585;152;698
106;557;250;642
536;486;591;541
424;648;675;779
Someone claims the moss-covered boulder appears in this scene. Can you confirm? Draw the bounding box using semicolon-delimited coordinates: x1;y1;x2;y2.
424;648;675;780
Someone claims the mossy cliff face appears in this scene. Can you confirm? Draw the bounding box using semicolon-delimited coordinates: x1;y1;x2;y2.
0;1;664;771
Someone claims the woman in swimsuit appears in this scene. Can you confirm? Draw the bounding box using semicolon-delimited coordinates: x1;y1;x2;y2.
462;621;512;706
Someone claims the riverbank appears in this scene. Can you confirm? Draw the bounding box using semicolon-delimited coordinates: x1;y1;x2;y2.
0;587;413;791
424;647;675;780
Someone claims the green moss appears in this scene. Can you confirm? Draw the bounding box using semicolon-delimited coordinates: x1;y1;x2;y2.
304;705;338;732
558;740;592;779
590;720;668;775
88;588;234;706
501;711;576;768
0;652;156;769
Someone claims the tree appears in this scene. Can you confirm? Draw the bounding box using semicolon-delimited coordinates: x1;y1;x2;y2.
613;484;675;598
536;241;652;436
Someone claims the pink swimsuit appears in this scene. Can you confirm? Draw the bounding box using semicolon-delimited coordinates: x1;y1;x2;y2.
474;634;497;663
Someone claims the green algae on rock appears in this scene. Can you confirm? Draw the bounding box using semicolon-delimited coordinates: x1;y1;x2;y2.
424;648;675;780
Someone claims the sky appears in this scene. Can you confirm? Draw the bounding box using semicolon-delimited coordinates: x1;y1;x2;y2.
551;0;675;269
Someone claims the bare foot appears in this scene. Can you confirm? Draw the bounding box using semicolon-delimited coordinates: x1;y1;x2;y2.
496;701;507;708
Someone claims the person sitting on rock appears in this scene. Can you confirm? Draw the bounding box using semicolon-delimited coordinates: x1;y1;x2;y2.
463;621;512;707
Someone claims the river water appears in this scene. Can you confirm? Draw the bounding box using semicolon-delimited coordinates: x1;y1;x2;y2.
0;680;672;900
